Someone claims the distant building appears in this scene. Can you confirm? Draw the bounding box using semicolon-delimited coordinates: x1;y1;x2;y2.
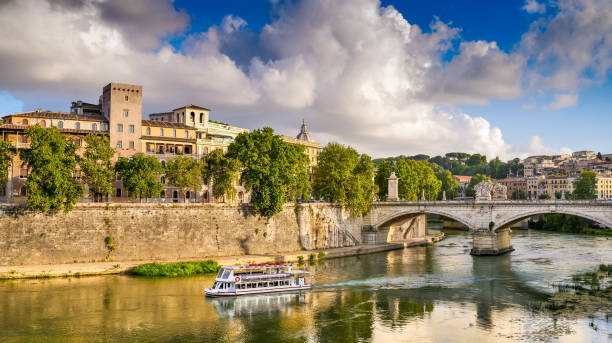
70;100;101;115
452;175;472;197
495;177;527;198
572;150;596;161
280;120;322;170
596;174;612;200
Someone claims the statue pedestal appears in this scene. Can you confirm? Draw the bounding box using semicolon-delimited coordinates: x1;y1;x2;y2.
470;228;514;256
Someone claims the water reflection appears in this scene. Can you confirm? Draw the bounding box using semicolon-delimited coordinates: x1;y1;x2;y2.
0;230;610;342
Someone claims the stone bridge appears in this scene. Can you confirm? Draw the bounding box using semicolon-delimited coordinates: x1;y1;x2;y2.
363;200;612;255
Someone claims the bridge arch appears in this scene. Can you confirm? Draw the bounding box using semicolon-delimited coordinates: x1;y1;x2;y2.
374;209;476;231
493;209;612;231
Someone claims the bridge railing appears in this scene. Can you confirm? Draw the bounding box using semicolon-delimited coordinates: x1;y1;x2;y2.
374;199;612;205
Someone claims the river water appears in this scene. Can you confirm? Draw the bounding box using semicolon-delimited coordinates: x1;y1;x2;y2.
0;230;610;342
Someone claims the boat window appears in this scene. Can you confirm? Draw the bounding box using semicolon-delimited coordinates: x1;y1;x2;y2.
216;269;224;278
222;270;231;279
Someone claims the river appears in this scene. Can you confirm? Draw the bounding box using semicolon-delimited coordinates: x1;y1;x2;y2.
0;230;610;342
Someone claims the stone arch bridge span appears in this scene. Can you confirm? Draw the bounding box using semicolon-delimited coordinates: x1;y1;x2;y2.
364;200;612;255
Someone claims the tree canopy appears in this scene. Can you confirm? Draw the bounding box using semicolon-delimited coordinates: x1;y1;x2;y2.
115;153;164;201
227;127;310;217
393;158;441;201
313;142;375;216
0;139;13;185
435;170;460;200
19;125;84;212
203;149;241;200
165;155;203;202
81;134;115;202
374;160;391;200
571;171;597;200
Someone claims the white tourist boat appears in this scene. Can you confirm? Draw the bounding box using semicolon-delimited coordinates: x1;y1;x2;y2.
205;263;311;297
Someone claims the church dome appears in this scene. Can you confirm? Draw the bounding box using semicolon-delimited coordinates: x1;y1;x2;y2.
296;120;313;142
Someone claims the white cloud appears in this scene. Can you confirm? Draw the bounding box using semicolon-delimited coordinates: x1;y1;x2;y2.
523;0;546;14
543;93;578;110
0;0;607;159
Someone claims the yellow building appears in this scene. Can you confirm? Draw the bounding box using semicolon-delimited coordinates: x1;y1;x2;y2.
596;174;612;200
545;174;570;197
280;121;322;169
141;120;197;158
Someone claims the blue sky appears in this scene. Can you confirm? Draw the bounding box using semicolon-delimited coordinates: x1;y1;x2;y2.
0;0;610;158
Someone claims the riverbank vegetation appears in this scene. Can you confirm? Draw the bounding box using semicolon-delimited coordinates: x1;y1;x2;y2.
530;264;612;317
528;214;612;236
127;260;220;277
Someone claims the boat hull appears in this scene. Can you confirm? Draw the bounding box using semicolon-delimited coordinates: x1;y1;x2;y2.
205;285;311;297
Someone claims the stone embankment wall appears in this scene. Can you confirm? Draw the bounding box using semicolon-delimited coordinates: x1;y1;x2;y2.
0;203;363;266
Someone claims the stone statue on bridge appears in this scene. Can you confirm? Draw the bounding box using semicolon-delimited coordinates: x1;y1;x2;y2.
492;183;508;200
474;181;494;201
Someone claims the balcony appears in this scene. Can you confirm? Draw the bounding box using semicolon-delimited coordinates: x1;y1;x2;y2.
145;151;198;159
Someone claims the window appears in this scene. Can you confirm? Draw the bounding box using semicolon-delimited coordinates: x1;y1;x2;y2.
161;161;166;168
146;127;151;135
200;113;204;123
123;110;129;118
160;190;166;198
173;190;178;198
116;140;123;149
129;141;134;149
40;120;46;128
124;95;128;101
92;123;97;131
19;168;28;178
117;124;123;132
75;122;80;130
115;188;122;197
184;131;188;138
186;191;190;199
161;176;166;184
159;128;164;136
190;112;195;123
172;129;176;137
58;121;63;128
22;119;28;125
129;125;134;133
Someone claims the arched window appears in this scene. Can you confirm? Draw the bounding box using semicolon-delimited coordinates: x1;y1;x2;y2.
190;112;195;123
40;120;46;128
57;121;63;128
115;188;122;197
238;191;244;202
160;190;166;198
92;123;97;131
146;127;151;135
203;192;208;201
161;175;166;183
176;113;180;122
75;122;80;130
173;190;178;198
22;119;28;125
20;187;27;196
186;191;191;199
199;113;204;123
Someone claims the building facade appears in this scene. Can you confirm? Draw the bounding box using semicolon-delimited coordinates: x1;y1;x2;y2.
280;120;322;170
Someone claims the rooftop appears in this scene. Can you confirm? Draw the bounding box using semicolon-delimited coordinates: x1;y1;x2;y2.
141;120;195;130
172;104;211;112
3;110;106;122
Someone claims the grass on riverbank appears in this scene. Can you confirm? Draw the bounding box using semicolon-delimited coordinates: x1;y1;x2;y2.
127;260;220;277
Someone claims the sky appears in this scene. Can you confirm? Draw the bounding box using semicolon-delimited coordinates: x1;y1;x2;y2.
0;0;611;160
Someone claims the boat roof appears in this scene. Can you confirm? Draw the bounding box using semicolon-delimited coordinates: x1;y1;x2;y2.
221;263;293;270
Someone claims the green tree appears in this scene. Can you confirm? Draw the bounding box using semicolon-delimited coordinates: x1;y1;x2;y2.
466;154;487;166
19;125;84;212
510;189;526;200
81;134;115;202
486;157;507;179
374;160;391;200
227;127;310;217
597;152;603;160
203;149;241;200
394;158;441;201
115;154;164;202
0;139;13;186
165;155;203;202
572;171;597;200
465;173;491;198
435;170;460;200
313;142;375;216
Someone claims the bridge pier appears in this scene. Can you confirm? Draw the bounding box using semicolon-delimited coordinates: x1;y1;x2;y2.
470;228;514;256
